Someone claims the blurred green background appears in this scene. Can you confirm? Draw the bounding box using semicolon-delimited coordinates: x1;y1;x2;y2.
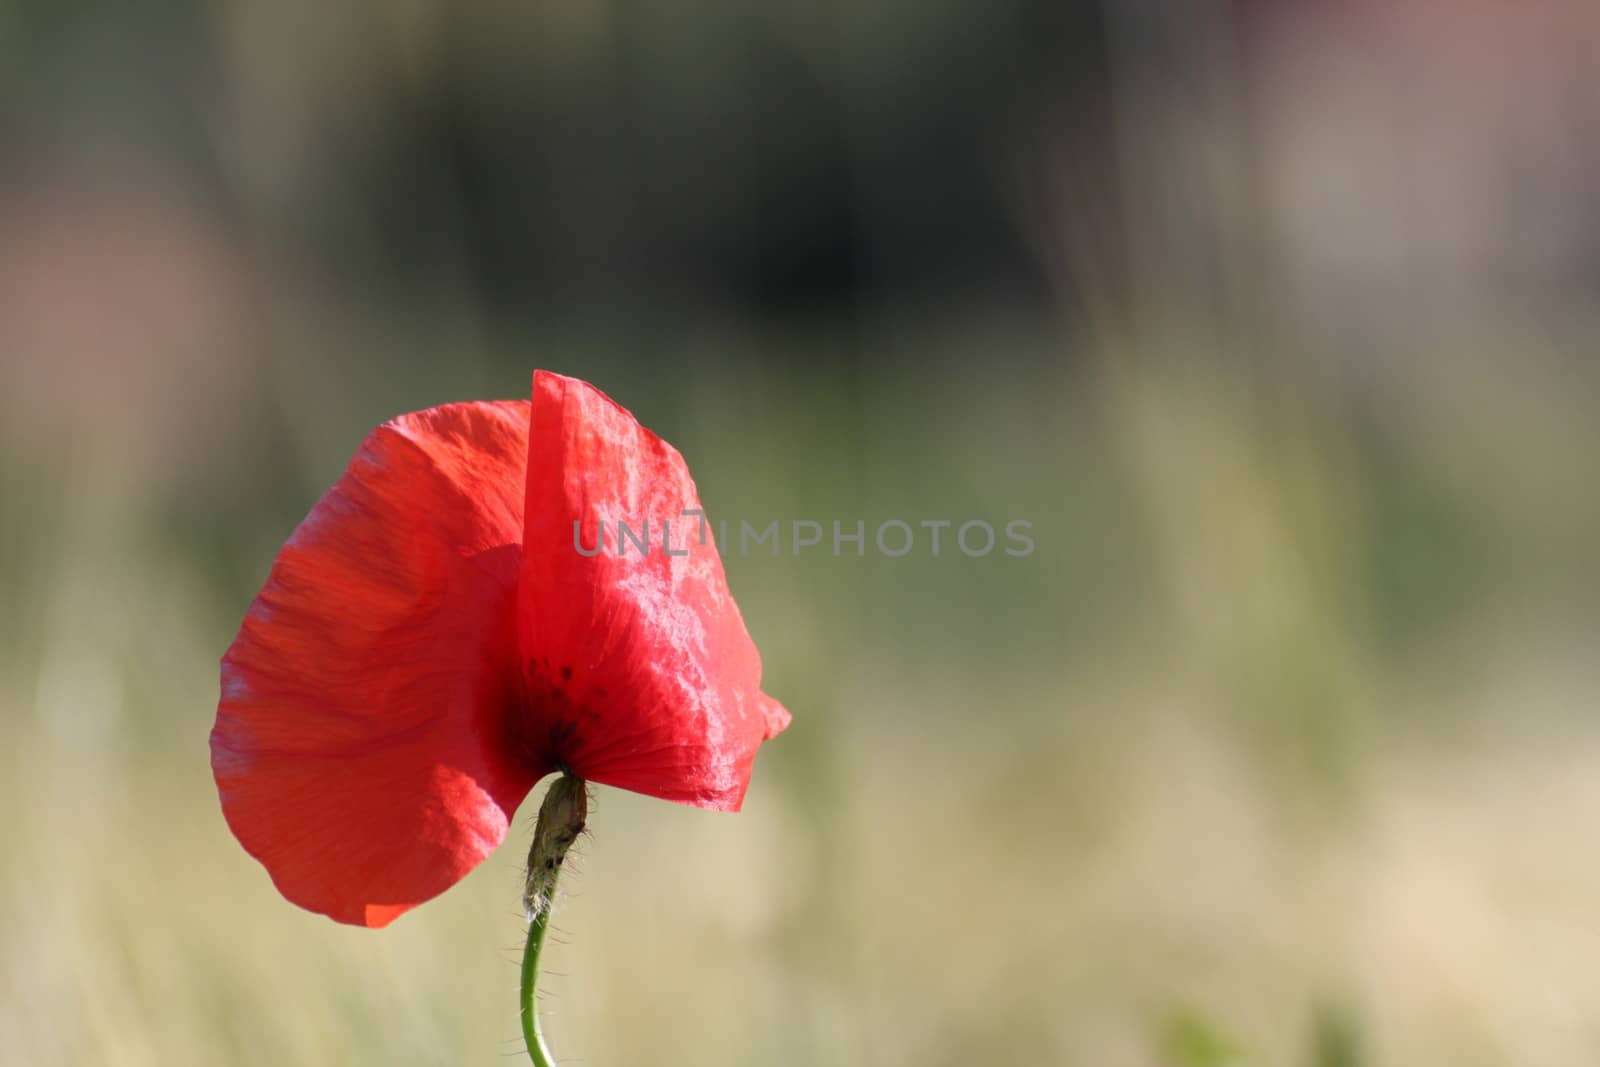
3;2;1600;1064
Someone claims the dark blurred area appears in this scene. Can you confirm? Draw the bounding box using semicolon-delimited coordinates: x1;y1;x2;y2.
2;0;1110;331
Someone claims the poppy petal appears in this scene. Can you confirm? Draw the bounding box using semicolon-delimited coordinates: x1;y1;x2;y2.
515;371;790;811
212;400;543;927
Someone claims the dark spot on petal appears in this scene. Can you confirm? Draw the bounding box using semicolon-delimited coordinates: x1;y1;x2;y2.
560;665;573;683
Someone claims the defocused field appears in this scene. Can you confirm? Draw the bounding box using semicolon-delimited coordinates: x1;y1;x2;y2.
4;2;1600;1065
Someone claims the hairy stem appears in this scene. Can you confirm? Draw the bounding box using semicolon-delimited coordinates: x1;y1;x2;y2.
519;897;559;1066
520;773;588;1067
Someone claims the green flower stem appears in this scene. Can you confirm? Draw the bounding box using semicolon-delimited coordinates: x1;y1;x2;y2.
520;891;559;1067
520;774;588;1067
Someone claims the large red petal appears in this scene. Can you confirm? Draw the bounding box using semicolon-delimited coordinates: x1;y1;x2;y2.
516;372;790;811
212;401;543;927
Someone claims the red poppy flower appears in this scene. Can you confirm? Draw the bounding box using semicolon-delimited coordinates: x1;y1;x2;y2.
212;370;789;928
